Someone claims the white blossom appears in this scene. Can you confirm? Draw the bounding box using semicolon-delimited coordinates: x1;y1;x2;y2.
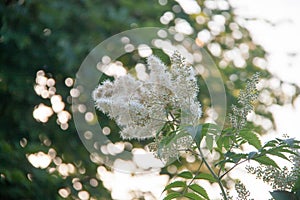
93;52;202;145
229;73;259;130
147;134;194;163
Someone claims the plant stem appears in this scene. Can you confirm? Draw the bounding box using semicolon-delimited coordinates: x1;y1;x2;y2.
196;146;228;200
219;159;248;180
182;160;204;194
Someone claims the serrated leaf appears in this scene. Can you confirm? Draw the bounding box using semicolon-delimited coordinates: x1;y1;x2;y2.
293;145;300;149
201;124;218;138
202;124;221;137
223;136;231;150
239;130;262;149
216;136;223;150
189;184;209;199
295;190;300;199
253;155;279;169
293;176;300;192
279;148;300;156
216;128;233;150
194;125;203;147
158;131;189;159
184;125;203;146
160;133;176;146
267;151;290;161
263;140;278;148
224;152;247;163
248;151;257;159
283;138;297;146
184;192;204;200
194;173;217;182
231;153;247;163
206;134;214;151
202;123;221;131
164;192;181;200
270;190;296;200
163;181;186;191
214;159;229;168
177;171;193;179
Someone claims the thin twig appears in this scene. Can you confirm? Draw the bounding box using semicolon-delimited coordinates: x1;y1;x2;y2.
220;159;248;180
187;160;204;187
182;160;204;194
196;146;228;200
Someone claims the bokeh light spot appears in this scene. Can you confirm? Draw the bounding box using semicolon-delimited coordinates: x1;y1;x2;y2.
65;77;74;87
78;191;90;200
58;188;70;198
84;112;94;122
137;44;153;58
102;127;111;135
27;152;51;169
33;103;53;123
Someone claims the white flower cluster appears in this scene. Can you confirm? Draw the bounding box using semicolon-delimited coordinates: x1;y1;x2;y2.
246;164;298;191
148;134;194;162
235;181;252;200
93;52;202;141
229;73;259;130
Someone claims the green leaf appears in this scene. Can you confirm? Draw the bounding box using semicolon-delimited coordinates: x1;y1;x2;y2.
279;148;300;156
223;136;232;150
224;152;247;163
194;173;217;182
295;190;300;199
206;134;214;151
202;124;221;137
293;176;300;192
262;140;278;148
194;125;203;147
184;125;203;146
201;124;222;151
177;171;193;179
253;155;279;169
184;192;204;200
267;151;290;161
281;138;300;147
247;151;257;159
160;132;176;146
216;136;223;150
202;123;221;132
164;181;186;191
158;131;189;159
270;191;296;200
217;128;234;150
214;159;230;168
239;130;262;149
189;184;209;199
164;192;181;200
231;153;247;163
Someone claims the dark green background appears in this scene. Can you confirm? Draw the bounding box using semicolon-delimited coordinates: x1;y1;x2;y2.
1;0;298;199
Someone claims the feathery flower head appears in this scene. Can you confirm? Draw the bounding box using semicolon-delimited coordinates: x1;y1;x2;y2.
93;52;202;162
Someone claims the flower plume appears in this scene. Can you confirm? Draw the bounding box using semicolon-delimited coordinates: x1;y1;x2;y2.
93;52;202;141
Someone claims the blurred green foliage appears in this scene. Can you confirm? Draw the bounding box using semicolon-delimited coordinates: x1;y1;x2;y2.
0;0;299;199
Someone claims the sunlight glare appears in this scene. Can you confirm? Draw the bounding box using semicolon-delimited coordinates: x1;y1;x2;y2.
137;44;153;58
176;0;201;14
97;61;127;77
33;103;53;123
58;188;71;198
78;191;90;200
27;152;51;169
